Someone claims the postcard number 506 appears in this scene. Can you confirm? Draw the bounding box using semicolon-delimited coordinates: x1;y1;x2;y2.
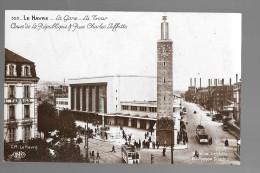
11;17;19;20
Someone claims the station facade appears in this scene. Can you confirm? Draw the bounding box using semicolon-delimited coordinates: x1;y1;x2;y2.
67;75;181;144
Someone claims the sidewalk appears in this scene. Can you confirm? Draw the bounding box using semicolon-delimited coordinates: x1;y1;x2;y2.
77;121;188;151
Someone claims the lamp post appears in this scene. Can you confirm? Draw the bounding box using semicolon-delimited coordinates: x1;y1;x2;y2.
85;121;89;162
171;118;174;164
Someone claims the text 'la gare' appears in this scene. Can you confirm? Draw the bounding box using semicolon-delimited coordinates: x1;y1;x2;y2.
56;15;108;22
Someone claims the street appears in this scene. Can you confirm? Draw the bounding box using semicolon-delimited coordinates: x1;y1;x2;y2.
175;101;240;165
76;101;240;165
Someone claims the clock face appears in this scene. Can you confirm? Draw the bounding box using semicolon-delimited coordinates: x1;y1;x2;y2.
158;44;171;56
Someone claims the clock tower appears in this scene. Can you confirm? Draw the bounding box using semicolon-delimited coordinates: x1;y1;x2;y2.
156;16;174;146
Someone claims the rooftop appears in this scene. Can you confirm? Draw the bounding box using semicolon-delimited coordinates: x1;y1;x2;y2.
5;48;34;64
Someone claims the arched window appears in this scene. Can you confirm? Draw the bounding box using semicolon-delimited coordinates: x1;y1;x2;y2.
21;65;31;77
6;64;17;76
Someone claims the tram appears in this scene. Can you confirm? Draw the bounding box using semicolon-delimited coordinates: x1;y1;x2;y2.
121;144;140;164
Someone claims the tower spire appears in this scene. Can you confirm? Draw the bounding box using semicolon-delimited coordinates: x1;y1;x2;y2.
161;16;169;40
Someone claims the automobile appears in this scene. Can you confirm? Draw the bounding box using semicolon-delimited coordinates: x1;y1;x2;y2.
222;125;229;131
194;111;197;114
206;113;211;116
212;115;216;121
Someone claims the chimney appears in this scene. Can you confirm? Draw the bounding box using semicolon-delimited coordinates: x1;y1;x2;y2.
200;78;201;88
222;78;224;86
194;78;196;87
215;79;217;86
236;74;238;83
208;79;210;87
190;78;192;86
230;78;232;86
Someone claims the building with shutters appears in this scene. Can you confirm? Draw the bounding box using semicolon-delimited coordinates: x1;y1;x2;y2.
4;48;40;144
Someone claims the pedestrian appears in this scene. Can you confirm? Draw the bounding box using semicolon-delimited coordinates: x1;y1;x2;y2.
96;151;100;159
143;140;145;148
145;133;147;139
194;150;199;158
92;151;95;157
164;140;167;147
225;139;229;146
152;141;155;149
208;137;212;145
149;136;151;142
111;145;116;153
162;147;166;156
151;154;154;164
105;132;108;139
157;141;160;149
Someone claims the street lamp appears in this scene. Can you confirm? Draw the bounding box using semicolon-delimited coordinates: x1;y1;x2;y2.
171;117;174;164
85;121;89;162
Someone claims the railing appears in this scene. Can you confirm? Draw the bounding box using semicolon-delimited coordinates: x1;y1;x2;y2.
4;98;19;104
21;98;32;103
22;118;33;125
6;118;18;127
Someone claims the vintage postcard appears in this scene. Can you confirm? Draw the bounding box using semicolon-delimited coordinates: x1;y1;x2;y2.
4;10;241;164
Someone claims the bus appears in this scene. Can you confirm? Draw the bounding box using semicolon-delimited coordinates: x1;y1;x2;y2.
196;125;208;143
121;144;140;164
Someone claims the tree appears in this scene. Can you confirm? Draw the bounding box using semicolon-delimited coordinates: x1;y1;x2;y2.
55;138;82;162
24;138;53;161
38;101;57;139
57;110;77;139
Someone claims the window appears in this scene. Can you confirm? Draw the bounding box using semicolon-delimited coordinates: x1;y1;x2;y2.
149;107;157;112
164;79;166;83
24;85;30;98
8;128;16;142
140;107;147;111
164;62;166;66
86;88;89;111
24;126;30;142
131;106;137;111
21;65;31;77
6;64;17;76
8;85;15;98
9;106;15;120
122;106;129;110
24;105;30;118
173;108;175;112
92;87;96;111
74;88;77;110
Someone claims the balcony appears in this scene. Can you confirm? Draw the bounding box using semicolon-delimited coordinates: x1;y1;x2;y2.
22;118;33;126
21;98;32;104
5;118;18;128
4;98;19;104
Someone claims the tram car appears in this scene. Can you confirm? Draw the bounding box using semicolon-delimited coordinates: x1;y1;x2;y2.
121;144;140;164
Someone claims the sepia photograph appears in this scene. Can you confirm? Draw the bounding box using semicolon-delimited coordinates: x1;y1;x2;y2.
4;10;241;165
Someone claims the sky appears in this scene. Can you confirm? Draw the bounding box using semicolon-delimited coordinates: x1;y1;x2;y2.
5;11;241;90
